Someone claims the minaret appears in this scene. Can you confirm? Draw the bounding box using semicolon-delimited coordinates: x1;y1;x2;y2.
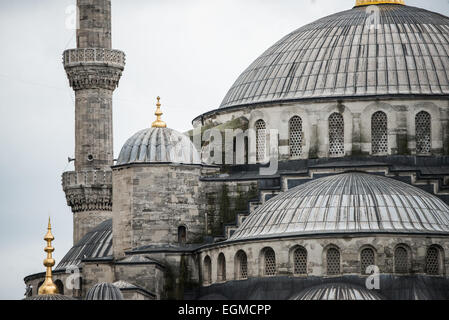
62;0;125;244
38;218;58;296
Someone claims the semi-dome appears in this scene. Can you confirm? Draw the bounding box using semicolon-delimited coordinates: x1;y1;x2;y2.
230;172;449;241
85;283;124;300
220;4;449;109
116;127;201;165
290;283;384;300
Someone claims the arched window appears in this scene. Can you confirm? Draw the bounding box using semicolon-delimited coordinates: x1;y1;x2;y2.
327;247;341;275
329;113;344;157
360;248;375;275
371;111;388;155
203;256;212;285
178;226;187;245
235;250;248;280
217;253;226;282
263;248;277;276
289;116;303;158
54;280;64;295
426;246;440;275
394;246;409;274
255;120;267;163
293;247;308;275
416;111;431;154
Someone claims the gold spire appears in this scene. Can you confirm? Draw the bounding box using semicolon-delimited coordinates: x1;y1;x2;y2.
355;0;404;6
38;218;59;296
151;97;167;128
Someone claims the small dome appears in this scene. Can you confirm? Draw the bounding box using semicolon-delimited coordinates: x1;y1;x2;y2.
24;294;76;301
116;127;201;165
290;283;384;300
85;283;124;300
230;173;449;241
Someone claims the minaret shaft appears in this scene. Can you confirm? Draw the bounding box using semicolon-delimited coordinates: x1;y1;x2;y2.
62;0;125;244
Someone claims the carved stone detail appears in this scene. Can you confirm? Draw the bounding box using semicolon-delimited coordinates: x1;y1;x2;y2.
63;48;125;91
62;170;112;213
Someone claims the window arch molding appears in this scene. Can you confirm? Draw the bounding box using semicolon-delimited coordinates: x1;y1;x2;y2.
234;249;249;280
288;116;304;159
259;247;277;277
177;225;187;245
394;244;412;274
254;119;267;163
217;253;226;282
323;244;342;276
415;110;432;155
203;255;212;285
371;111;388;155
289;245;308;276
359;245;377;275
425;245;444;276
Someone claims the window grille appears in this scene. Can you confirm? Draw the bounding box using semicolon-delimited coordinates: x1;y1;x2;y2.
329;113;344;157
236;251;248;280
255;120;267;163
395;247;409;274
289;116;303;158
264;248;277;276
360;248;375;275
416;111;431;154
372;111;388;154
426;247;440;275
327;248;341;275
294;247;308;275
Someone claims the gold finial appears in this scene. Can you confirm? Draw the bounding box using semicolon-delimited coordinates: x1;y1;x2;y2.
151;96;167;128
355;0;404;6
38;218;59;296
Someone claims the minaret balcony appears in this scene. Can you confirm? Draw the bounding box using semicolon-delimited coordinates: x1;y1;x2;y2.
63;48;125;68
63;48;126;91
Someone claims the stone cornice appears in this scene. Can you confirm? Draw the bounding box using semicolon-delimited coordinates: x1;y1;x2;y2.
62;170;112;213
63;48;125;91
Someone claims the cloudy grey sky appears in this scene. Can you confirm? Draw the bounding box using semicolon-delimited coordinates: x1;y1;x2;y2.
0;0;448;300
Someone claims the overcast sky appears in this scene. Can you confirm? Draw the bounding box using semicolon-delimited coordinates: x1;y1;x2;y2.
0;0;448;300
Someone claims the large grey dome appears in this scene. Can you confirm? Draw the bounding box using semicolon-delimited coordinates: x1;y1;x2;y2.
117;127;201;165
220;4;449;109
290;283;384;300
230;173;449;241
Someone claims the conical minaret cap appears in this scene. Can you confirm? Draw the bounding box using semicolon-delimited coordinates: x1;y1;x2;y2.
151;97;167;128
38;218;59;296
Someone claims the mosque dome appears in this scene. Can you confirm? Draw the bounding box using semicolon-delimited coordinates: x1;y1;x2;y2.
230;172;449;241
290;283;384;300
117;97;201;166
117;127;201;165
85;283;124;300
220;3;449;109
24;294;76;301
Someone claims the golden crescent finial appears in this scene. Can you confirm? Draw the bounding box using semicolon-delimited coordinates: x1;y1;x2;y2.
151;96;167;128
355;0;404;6
38;217;59;296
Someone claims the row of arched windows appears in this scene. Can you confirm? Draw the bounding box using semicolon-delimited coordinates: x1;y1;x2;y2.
254;111;432;161
203;244;444;284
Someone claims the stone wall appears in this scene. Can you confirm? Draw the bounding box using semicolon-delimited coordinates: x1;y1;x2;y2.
201;180;258;236
198;235;449;286
193;98;449;162
113;164;205;258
